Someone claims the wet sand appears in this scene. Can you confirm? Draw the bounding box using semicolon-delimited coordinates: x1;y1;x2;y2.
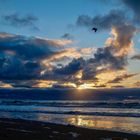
0;118;139;140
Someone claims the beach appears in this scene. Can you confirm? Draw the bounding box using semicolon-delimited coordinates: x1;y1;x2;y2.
0;118;140;140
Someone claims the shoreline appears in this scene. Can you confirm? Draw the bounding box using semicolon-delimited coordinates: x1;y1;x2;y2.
0;118;140;140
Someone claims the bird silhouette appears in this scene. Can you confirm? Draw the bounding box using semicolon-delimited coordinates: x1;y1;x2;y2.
92;27;97;32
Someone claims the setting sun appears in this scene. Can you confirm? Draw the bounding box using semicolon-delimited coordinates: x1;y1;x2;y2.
77;83;95;89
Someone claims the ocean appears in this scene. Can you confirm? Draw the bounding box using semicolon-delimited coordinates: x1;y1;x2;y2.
0;88;140;134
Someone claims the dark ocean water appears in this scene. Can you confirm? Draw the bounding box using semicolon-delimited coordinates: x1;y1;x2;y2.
0;88;140;134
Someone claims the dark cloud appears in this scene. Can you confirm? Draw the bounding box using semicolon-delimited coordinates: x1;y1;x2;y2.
108;73;137;83
131;54;140;60
121;0;140;23
2;13;39;30
54;58;85;75
76;10;126;30
45;46;127;82
111;85;125;88
82;48;128;80
0;38;51;60
46;51;127;82
52;84;74;89
0;32;68;61
43;58;85;82
2;80;37;88
76;0;140;31
0;54;42;80
93;84;106;88
0;32;71;80
93;47;127;70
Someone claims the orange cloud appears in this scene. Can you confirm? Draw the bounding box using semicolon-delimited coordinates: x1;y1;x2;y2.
106;24;137;57
0;81;13;88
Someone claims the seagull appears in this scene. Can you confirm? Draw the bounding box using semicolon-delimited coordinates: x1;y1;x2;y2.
92;27;97;32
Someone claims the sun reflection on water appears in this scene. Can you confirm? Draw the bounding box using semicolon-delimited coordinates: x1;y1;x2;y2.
64;115;140;133
35;113;140;134
66;115;115;129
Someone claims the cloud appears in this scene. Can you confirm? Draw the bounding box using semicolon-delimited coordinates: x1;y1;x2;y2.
79;48;95;56
108;73;137;83
52;82;77;89
1;13;39;30
45;38;73;47
0;32;96;84
121;0;140;23
134;81;140;87
76;10;126;30
42;58;85;83
0;32;15;38
42;23;137;85
0;55;42;80
111;85;125;88
54;58;85;75
76;0;140;31
0;32;74;80
0;81;13;88
0;21;137;88
42;48;82;65
82;23;137;80
105;24;137;57
82;48;127;80
0;33;73;60
0;36;52;60
61;33;74;40
131;54;140;60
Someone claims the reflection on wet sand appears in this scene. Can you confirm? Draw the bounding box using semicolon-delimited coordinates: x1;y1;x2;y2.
1;111;140;134
36;113;140;134
65;115;140;133
67;115;118;129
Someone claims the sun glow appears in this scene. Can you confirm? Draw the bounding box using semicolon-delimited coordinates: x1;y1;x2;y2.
77;83;95;89
32;80;57;88
0;84;13;88
62;82;77;88
75;70;83;79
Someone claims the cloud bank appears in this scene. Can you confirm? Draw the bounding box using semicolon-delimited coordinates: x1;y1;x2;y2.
0;32;75;81
0;19;137;87
0;0;139;88
0;22;137;88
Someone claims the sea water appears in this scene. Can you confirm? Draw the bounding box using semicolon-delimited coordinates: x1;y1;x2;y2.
0;88;140;134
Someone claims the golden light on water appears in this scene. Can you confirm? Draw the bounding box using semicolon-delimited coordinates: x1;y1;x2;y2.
30;109;140;134
65;115;140;133
67;116;114;129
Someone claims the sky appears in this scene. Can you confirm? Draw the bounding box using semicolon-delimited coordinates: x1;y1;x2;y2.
0;0;140;89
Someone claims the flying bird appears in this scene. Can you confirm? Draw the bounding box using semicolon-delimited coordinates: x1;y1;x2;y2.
92;27;97;32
